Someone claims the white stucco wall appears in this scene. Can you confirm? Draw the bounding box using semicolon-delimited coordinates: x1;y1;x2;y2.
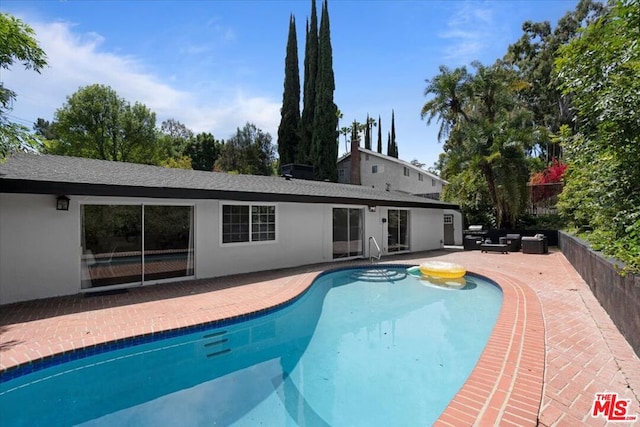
0;193;81;303
0;194;447;304
197;201;330;278
359;152;444;196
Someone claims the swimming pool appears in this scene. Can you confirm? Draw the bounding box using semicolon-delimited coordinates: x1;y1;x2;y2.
0;266;502;426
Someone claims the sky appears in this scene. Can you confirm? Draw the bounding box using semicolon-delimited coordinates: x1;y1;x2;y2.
2;0;580;169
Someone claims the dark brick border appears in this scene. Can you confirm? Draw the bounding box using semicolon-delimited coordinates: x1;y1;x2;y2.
558;231;640;357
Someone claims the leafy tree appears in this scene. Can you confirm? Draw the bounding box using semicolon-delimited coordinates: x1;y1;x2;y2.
311;0;338;181
298;0;318;164
0;13;47;159
215;122;275;176
410;159;425;168
504;0;606;161
48;84;159;164
33;118;57;140
158;118;193;161
422;62;535;228
277;15;301;166
161;156;193;170
184;132;222;171
556;0;640;272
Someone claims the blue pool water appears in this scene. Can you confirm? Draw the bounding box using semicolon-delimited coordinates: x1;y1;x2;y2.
0;266;502;426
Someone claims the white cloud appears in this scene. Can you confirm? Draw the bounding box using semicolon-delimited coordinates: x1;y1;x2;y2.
438;2;496;64
3;18;280;140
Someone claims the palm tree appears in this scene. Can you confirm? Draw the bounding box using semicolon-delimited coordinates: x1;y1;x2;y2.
422;62;534;228
421;65;471;143
340;126;350;153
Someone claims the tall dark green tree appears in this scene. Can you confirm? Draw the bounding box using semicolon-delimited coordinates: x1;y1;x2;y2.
363;114;371;150
388;110;398;158
377;115;382;153
277;15;301;166
311;0;338;181
386;132;392;157
298;0;318;164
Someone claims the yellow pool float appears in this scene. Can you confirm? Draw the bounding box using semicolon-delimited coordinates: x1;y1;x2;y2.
418;261;466;279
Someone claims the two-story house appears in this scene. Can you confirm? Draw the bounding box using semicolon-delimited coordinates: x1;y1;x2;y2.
337;145;463;245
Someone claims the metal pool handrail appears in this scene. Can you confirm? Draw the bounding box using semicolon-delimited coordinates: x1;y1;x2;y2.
369;236;382;264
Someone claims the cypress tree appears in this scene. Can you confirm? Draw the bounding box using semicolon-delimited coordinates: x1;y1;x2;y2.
377;115;382;153
364;113;371;150
390;109;398;158
298;0;318;164
387;131;392;156
277;15;300;167
311;0;338;181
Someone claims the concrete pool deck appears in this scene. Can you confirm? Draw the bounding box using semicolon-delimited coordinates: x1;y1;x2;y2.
1;248;639;426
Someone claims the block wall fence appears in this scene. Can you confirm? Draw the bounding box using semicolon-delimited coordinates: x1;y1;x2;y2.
558;231;640;357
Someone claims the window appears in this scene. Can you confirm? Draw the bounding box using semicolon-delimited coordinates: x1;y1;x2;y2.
372;165;378;174
432;178;436;186
251;205;276;241
418;173;423;181
365;154;370;161
222;204;275;244
444;214;453;224
403;167;410;177
338;169;345;179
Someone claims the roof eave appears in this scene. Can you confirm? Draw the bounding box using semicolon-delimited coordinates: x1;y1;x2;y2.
0;178;459;210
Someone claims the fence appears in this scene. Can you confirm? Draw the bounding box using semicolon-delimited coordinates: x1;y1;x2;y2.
558;231;640;357
528;182;563;215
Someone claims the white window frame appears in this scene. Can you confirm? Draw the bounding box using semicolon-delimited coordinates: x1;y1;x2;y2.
220;202;278;246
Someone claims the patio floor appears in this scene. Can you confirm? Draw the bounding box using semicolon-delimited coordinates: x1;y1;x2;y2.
1;248;639;426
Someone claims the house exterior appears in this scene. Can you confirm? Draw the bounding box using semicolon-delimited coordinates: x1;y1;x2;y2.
0;154;459;305
337;146;463;245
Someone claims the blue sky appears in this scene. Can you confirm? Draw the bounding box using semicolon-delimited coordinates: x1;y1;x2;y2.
2;0;579;169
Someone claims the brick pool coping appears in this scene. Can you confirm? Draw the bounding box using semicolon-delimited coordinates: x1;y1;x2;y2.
435;269;544;426
1;249;638;425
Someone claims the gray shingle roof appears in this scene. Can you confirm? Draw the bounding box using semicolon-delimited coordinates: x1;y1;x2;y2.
0;154;458;209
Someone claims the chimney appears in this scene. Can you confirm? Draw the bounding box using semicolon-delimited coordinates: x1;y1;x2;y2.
350;137;361;185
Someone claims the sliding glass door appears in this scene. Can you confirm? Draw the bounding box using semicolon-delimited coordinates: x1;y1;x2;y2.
333;207;363;259
144;206;194;281
387;209;409;253
81;204;194;289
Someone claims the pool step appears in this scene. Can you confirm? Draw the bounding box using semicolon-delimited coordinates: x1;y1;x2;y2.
202;330;231;358
349;268;406;283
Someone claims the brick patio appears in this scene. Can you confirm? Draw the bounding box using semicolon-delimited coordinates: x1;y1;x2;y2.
1;248;639;426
